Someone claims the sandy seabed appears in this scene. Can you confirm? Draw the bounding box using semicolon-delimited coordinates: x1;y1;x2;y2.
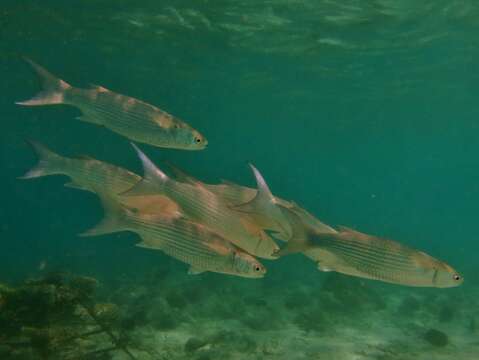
103;269;478;360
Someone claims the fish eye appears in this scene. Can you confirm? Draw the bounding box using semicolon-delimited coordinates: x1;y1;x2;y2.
194;136;202;144
254;265;261;272
453;274;461;281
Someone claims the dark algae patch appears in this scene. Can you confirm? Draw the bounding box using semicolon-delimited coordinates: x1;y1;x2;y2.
423;329;449;347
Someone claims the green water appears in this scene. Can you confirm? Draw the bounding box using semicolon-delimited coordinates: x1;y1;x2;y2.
1;1;478;359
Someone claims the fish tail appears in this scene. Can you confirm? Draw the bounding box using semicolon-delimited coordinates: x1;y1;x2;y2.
16;57;72;106
274;207;319;257
121;143;169;196
19;140;67;179
79;190;130;237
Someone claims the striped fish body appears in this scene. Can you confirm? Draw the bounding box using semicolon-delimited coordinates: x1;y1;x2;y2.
165;164;294;239
277;206;462;288
205;182;293;239
21;141;181;216
162;180;279;259
308;228;461;287
64;86;206;150
124;212;265;278
21;141;140;195
62;156;139;195
17;59;207;150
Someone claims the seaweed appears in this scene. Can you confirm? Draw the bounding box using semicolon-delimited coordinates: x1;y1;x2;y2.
0;273;137;359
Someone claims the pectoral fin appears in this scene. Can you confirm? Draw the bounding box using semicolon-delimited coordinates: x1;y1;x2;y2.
188;266;205;275
64;181;89;191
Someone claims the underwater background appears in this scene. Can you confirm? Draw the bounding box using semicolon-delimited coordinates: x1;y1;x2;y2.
1;1;478;359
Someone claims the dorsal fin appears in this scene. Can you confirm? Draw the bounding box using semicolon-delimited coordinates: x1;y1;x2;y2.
121;143;169;196
232;164;291;238
220;179;241;187
89;84;110;92
337;225;369;237
165;161;198;185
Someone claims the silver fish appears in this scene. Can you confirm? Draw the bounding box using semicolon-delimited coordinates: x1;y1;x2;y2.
124;144;280;259
17;59;207;150
82;192;266;279
166;162;293;239
277;207;463;288
20;140;139;194
20;140;181;216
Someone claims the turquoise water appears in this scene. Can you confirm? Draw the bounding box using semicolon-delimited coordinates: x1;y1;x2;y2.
1;1;478;359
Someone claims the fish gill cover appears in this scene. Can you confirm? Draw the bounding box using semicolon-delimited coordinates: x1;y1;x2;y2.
0;0;478;359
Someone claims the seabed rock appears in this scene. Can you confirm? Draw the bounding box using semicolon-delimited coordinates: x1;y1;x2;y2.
423;328;449;347
185;337;209;353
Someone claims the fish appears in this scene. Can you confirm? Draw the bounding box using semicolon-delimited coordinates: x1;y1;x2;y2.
81;191;266;279
274;202;336;242
276;207;463;288
20;140;181;216
124;144;280;259
16;58;207;150
167;162;293;209
167;162;293;240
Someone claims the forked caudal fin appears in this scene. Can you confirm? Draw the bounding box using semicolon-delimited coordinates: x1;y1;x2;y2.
121;143;170;196
274;206;322;257
19;140;67;179
79;190;131;237
16;57;71;106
